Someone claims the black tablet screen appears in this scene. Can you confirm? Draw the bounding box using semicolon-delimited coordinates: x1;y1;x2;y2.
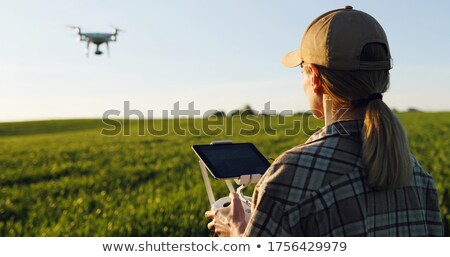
192;143;270;179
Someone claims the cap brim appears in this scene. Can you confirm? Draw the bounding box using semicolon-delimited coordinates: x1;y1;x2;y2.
281;49;302;68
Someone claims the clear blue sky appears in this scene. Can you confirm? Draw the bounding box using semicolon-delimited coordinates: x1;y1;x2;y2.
1;0;449;121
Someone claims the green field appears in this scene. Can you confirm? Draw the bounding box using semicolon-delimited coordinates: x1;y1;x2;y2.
0;113;448;236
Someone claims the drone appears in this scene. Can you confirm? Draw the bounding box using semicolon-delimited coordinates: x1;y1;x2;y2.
67;26;122;57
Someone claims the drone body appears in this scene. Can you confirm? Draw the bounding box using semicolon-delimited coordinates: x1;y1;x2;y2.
68;26;122;57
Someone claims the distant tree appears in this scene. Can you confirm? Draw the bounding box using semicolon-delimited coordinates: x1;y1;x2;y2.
228;110;241;117
210;110;226;117
241;109;257;116
407;108;422;113
241;105;257;116
228;105;257;117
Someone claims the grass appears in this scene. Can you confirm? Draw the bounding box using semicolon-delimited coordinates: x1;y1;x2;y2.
0;112;448;236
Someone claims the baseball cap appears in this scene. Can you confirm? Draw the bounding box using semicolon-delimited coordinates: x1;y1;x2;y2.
282;6;392;70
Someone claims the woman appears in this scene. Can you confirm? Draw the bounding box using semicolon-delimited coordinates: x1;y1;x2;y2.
205;6;443;236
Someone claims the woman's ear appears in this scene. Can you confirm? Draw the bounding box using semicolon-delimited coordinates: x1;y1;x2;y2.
308;64;324;94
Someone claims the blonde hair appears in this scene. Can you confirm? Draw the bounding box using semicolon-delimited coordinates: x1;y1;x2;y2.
315;43;412;190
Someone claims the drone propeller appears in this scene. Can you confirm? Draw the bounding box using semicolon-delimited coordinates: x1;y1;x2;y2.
66;25;81;34
110;25;124;33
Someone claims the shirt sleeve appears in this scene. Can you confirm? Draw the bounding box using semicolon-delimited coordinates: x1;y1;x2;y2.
243;144;320;236
412;156;445;236
424;174;445;236
243;184;294;236
243;154;301;236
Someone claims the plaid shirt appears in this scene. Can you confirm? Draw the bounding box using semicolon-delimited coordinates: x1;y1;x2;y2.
244;120;443;236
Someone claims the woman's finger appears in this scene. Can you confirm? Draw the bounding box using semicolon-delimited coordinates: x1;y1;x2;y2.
207;220;215;231
205;210;216;219
208;220;230;237
213;224;231;237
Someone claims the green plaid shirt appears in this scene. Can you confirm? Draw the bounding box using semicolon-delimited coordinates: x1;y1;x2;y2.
244;120;443;236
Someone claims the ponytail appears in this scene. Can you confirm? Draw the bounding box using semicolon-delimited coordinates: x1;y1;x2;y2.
362;99;412;190
315;43;413;190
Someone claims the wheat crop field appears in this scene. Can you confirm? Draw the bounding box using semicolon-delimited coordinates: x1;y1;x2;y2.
0;112;448;236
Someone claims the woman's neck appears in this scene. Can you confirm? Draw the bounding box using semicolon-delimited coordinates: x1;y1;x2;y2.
323;95;364;126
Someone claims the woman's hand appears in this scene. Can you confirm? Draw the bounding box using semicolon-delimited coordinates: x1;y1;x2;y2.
204;192;248;237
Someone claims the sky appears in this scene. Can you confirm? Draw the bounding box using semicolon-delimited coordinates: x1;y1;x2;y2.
1;0;450;121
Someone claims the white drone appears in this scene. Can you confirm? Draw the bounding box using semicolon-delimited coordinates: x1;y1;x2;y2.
67;25;122;57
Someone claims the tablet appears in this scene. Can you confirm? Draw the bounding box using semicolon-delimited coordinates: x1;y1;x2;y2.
192;143;270;179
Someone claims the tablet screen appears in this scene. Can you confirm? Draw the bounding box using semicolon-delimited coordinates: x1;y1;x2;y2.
192;143;270;179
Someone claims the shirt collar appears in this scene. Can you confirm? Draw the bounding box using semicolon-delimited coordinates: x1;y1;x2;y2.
304;120;363;144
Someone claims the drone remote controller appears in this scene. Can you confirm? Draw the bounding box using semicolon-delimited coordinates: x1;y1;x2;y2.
211;195;252;223
193;140;268;226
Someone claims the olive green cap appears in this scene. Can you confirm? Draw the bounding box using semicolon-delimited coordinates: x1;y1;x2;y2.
282;6;392;70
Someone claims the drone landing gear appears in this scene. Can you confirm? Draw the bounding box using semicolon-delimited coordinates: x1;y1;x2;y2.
94;44;103;55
